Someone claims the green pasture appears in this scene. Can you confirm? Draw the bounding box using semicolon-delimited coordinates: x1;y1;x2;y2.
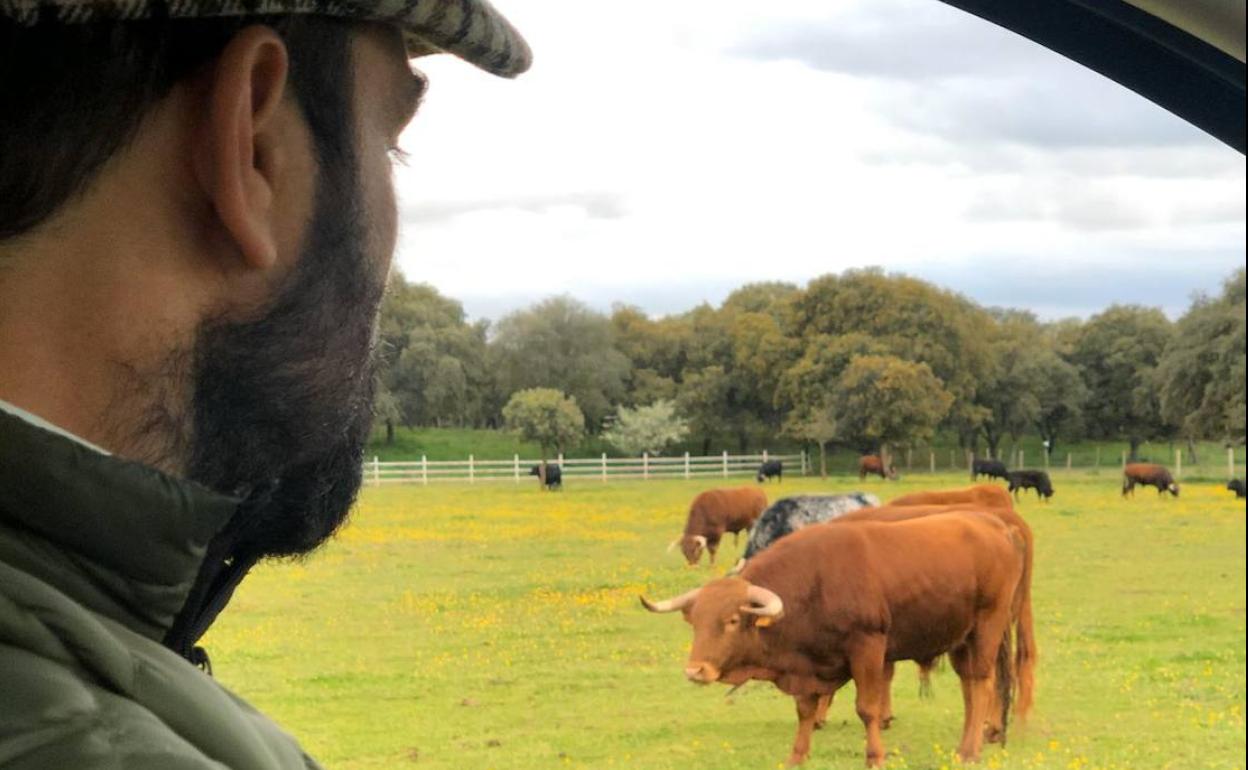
203;472;1247;770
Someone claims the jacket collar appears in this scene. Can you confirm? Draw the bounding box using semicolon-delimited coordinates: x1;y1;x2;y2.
0;397;112;454
0;409;239;642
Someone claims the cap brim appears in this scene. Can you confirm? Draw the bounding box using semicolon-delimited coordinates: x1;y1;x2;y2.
396;0;532;78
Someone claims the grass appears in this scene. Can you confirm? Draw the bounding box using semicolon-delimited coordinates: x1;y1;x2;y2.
202;472;1246;769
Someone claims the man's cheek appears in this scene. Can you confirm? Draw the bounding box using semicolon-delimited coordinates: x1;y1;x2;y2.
365;156;400;269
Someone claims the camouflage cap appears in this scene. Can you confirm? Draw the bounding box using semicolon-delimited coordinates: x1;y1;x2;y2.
0;0;532;77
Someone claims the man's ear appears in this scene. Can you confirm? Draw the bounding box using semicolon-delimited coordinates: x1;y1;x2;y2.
193;26;292;271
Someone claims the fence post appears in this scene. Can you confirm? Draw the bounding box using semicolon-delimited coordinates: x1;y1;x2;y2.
762;449;769;464
1044;448;1050;471
1175;448;1182;481
966;449;973;472
643;452;649;481
1095;446;1101;467
722;450;728;478
601;453;607;483
1066;453;1072;471
514;454;520;483
950;448;956;469
684;452;690;480
1230;447;1236;480
906;447;913;470
801;450;808;476
929;451;935;474
469;454;475;484
558;452;564;468
1121;451;1127;470
372;456;380;487
421;454;428;486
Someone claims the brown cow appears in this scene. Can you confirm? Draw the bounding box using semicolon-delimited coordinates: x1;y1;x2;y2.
1123;463;1179;497
669;487;768;566
835;502;1038;730
858;454;898;480
643;512;1025;767
888;483;1015;511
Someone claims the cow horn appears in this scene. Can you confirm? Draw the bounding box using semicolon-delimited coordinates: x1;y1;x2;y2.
741;584;783;617
693;535;708;549
640;588;702;613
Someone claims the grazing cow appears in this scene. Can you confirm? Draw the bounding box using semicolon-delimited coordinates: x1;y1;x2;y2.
971;458;1010;482
1008;470;1053;501
1228;479;1246;499
642;512;1026;767
889;484;1015;511
669;487;769;566
730;493;880;573
836;502;1038;728
1122;463;1179;497
859;455;899;480
528;463;562;490
757;459;783;484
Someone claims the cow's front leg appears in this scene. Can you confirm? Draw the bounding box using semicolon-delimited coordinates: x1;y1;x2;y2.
982;660;1005;745
950;647;977;760
787;694;821;766
849;636;889;767
951;610;1011;762
881;659;895;729
706;535;724;566
814;693;833;730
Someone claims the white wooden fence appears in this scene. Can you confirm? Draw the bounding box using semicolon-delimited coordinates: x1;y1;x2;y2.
364;451;806;486
365;446;1244;486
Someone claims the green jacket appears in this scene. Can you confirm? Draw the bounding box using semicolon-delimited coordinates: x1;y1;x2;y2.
0;410;321;768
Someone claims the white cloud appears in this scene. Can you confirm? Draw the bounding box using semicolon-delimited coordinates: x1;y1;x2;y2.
389;0;1245;322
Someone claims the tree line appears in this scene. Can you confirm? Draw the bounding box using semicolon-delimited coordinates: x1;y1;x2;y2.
374;267;1246;464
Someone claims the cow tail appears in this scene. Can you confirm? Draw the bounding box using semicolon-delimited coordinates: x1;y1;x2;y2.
1014;593;1037;720
996;625;1014;747
1013;534;1037;721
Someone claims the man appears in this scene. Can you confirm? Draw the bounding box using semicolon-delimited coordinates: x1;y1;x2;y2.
0;2;529;766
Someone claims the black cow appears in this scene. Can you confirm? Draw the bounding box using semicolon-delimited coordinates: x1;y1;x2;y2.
528;463;562;490
729;493;880;573
1007;470;1053;501
971;458;1009;482
1228;479;1246;499
757;459;783;483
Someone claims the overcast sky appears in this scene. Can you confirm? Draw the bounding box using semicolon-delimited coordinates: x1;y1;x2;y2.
392;0;1245;322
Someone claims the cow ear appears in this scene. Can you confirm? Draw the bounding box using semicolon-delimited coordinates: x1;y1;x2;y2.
743;610;781;628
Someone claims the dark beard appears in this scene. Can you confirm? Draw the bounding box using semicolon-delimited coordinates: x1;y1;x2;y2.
185;157;383;560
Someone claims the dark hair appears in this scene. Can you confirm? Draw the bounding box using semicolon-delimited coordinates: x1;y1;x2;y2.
0;14;356;240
